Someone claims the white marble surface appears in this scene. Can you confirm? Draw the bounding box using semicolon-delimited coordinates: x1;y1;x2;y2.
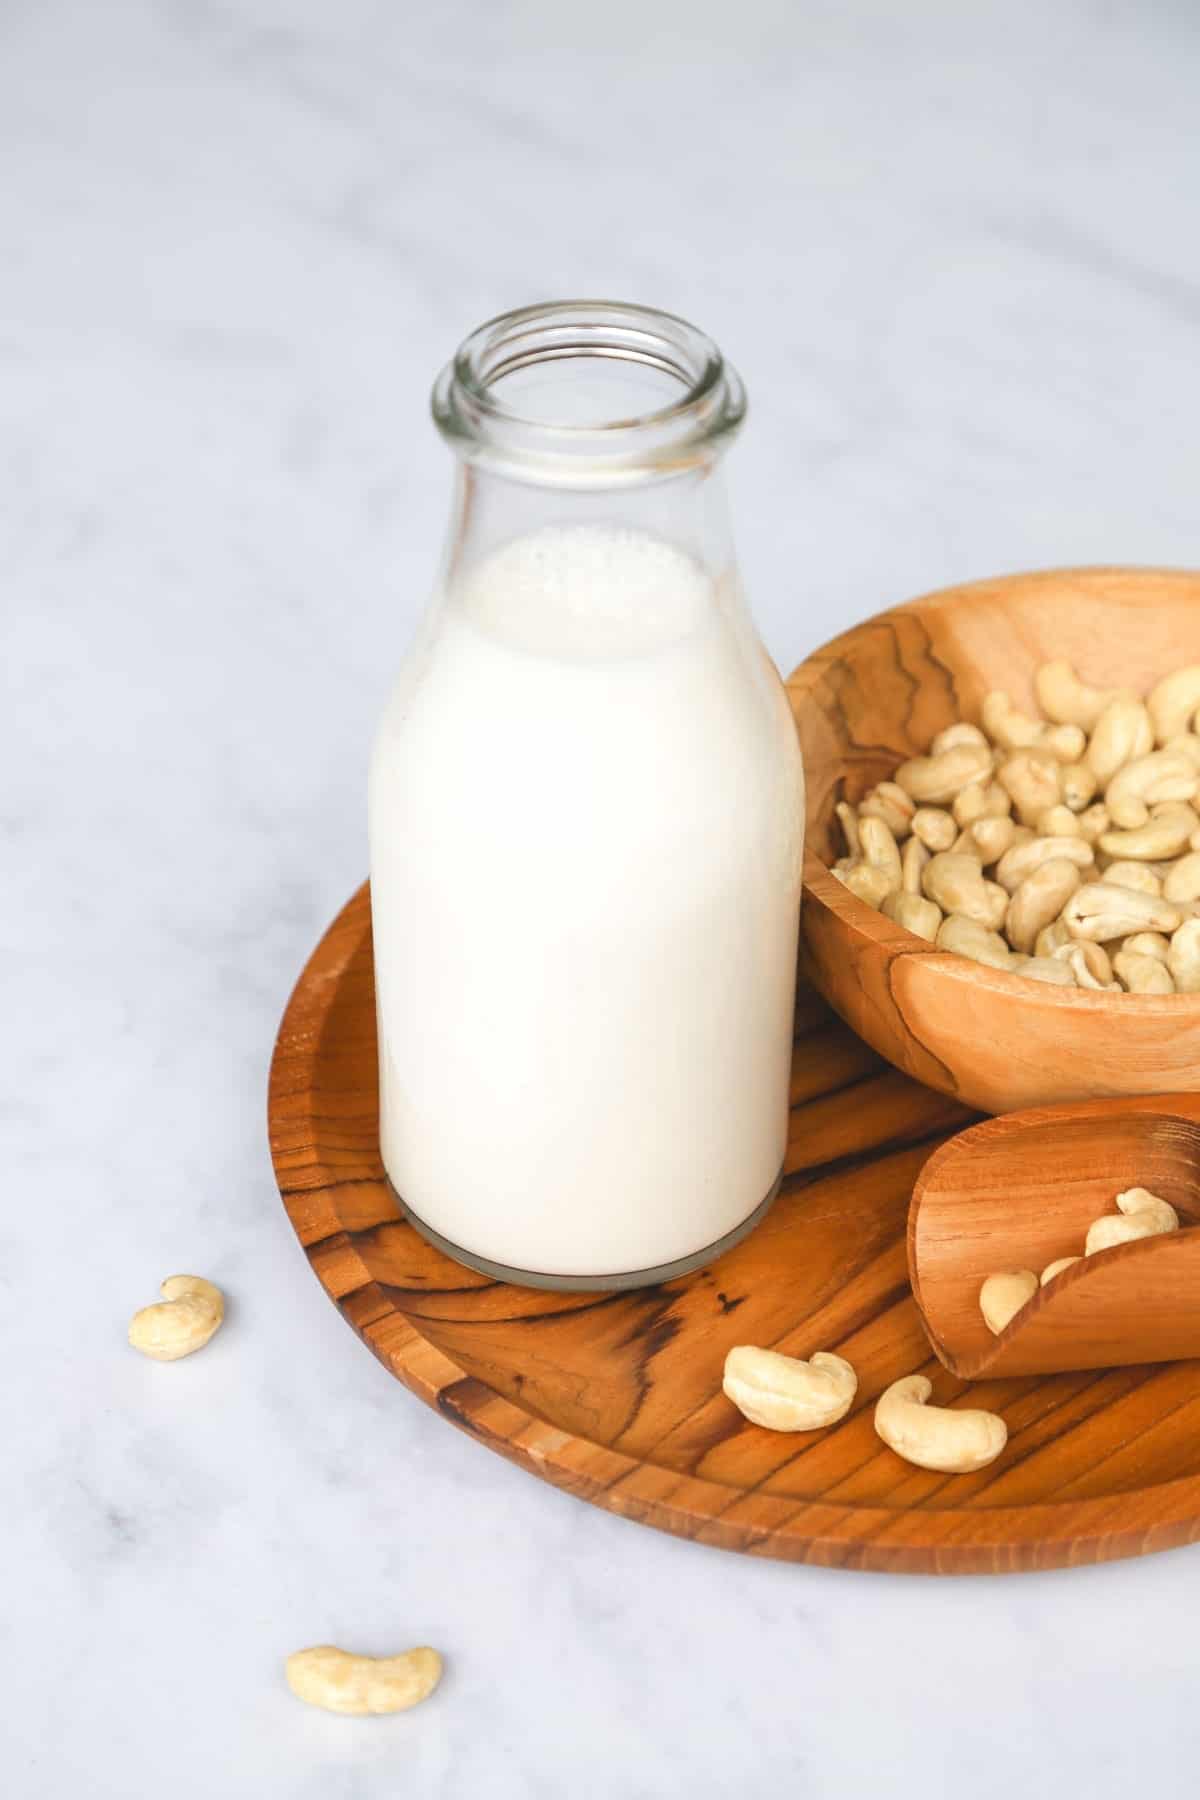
5;0;1200;1792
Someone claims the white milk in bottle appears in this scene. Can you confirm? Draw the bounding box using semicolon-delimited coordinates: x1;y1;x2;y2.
368;303;805;1286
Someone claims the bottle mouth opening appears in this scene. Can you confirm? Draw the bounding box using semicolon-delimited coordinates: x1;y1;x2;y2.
432;300;745;486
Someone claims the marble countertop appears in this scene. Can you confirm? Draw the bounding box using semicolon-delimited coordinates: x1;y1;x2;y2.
6;1;1200;1793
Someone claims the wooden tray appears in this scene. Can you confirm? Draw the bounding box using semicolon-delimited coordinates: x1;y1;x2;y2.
268;885;1200;1574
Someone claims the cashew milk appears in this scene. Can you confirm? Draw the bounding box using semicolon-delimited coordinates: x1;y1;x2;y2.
369;523;804;1279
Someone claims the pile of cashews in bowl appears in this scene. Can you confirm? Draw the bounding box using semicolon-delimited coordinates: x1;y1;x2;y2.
830;659;1200;993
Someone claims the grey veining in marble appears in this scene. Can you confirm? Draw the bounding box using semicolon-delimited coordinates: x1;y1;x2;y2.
4;0;1200;1793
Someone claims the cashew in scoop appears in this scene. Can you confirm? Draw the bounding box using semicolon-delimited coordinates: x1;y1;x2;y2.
1061;762;1100;812
1035;660;1117;731
873;1375;1007;1473
1035;917;1071;958
894;743;993;805
881;890;942;940
1168;918;1200;992
1085;1188;1179;1255
1147;666;1200;745
1086;696;1154;785
285;1645;443;1716
1063;883;1183;942
1040;723;1088;763
722;1346;858;1431
1005;858;1083;954
979;1269;1038;1334
128;1275;225;1362
1041;1256;1082;1285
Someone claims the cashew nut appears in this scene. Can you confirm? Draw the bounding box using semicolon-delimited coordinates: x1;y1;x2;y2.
1086;696;1154;785
1005;858;1083;954
1058;940;1116;989
959;815;1017;865
1104;750;1199;829
1113;949;1176;993
994;834;1094;892
931;721;989;755
1040;1256;1081;1285
894;743;993;804
1167;917;1200;992
952;780;1012;827
982;691;1044;751
1099;806;1200;862
1035;917;1072;958
1075;800;1110;842
1100;860;1163;896
997;749;1062;825
911;806;958;852
1085;1188;1179;1255
873;1375;1007;1473
858;814;903;892
285;1645;443;1716
1063;883;1183;942
881;889;942;940
1163;852;1200;904
1164;732;1200;771
979;1269;1038;1334
1034;660;1117;730
832;861;895;908
922;853;1007;927
128;1275;225;1362
1122;931;1170;960
901;835;930;895
1016;956;1077;986
722;1345;857;1431
1040;723;1088;763
1147;666;1200;745
1061;762;1100;812
1035;804;1082;839
835;801;860;858
936;914;1013;969
859;780;916;838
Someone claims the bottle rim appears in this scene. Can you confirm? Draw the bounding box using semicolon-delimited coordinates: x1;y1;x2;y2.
431;300;746;486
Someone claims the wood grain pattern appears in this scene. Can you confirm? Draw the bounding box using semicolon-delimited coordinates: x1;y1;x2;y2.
268;883;1200;1574
788;565;1200;1114
910;1102;1200;1378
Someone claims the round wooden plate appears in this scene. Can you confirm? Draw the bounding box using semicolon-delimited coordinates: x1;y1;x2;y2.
268;885;1200;1574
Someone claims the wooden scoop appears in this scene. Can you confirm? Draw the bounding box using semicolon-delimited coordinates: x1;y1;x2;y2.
908;1095;1200;1379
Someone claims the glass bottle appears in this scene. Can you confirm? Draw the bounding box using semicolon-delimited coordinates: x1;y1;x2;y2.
369;301;805;1289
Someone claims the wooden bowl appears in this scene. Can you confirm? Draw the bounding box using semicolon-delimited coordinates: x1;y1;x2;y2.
787;566;1200;1115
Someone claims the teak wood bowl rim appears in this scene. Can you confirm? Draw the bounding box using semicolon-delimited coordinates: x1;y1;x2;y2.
269;884;1200;1576
797;561;1200;1019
